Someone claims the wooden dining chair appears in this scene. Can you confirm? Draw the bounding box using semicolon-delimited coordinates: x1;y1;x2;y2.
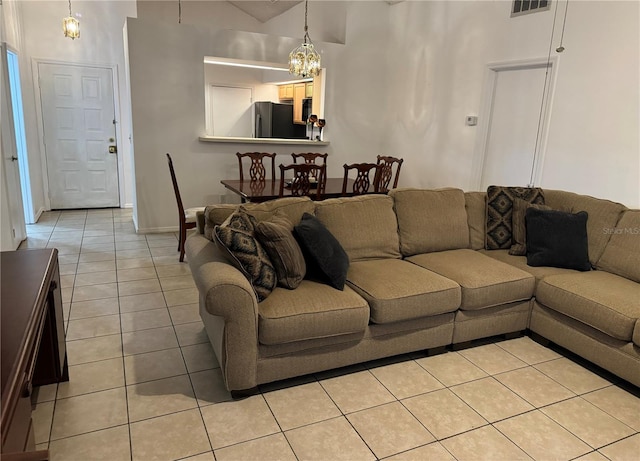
279;163;326;200
237;152;276;182
166;153;205;262
342;163;382;196
291;152;328;165
376;155;404;193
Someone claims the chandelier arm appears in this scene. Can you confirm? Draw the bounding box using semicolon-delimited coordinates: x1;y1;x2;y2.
68;0;72;16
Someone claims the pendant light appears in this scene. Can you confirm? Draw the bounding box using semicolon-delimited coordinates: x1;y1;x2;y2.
288;0;321;78
63;0;80;40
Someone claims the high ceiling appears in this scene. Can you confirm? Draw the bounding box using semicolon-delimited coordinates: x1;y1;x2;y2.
227;1;303;23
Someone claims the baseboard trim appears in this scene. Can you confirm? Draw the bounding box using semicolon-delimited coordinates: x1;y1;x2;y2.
34;207;46;223
122;203;133;209
136;226;179;234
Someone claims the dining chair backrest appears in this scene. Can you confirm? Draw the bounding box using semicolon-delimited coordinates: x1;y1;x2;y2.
279;163;326;200
167;153;203;262
167;153;186;219
342;163;381;196
376;155;404;193
237;152;276;182
291;152;328;165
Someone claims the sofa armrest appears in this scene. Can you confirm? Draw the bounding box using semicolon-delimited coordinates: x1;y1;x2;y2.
185;233;259;391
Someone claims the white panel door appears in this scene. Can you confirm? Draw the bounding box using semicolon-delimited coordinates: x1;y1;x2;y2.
210;86;253;137
39;63;119;208
480;64;549;190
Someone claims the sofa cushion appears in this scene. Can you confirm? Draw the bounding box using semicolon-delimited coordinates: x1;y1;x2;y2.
258;281;369;345
544;190;627;266
526;208;591;271
213;211;277;302
204;197;315;241
479;249;578;287
294;213;349;290
596;210;640;283
486;186;545;250
465;191;486;251
408;249;535;310
346;259;460;324
390;188;469;256
536;271;640;341
255;214;306;290
634;321;640;347
509;198;551;256
314;195;401;261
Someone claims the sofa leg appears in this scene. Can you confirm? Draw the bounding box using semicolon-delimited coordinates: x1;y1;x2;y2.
231;386;259;400
425;345;448;357
451;341;473;351
503;331;524;340
528;331;551;347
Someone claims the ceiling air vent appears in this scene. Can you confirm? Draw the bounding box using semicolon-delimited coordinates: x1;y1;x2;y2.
511;0;550;17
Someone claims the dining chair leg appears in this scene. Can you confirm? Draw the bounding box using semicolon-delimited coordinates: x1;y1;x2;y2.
179;224;187;262
178;221;183;252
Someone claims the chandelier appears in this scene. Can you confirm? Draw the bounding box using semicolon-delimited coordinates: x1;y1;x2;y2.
63;0;80;40
288;0;321;78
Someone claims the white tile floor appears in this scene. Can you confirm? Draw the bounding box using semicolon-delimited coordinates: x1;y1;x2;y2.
23;209;640;461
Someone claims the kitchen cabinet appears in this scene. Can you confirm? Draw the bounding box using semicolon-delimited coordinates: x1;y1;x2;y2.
293;83;306;124
278;84;294;100
305;82;313;98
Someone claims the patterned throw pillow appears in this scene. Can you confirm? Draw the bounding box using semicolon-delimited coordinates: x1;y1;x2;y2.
213;210;277;302
486;186;545;250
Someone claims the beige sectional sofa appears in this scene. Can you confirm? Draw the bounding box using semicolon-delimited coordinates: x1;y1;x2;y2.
186;188;640;395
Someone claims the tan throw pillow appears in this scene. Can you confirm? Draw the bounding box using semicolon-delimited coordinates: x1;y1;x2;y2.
255;214;306;290
509;198;551;256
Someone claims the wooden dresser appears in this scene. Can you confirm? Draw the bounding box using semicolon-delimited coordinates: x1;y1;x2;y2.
1;249;68;458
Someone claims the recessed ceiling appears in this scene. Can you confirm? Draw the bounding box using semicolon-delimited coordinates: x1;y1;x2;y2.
228;1;303;23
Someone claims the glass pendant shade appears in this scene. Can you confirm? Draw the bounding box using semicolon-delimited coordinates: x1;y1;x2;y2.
288;0;321;78
63;16;80;39
289;41;321;78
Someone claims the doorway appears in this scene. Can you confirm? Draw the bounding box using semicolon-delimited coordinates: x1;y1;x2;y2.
6;49;34;224
38;62;120;209
475;58;556;190
1;43;27;248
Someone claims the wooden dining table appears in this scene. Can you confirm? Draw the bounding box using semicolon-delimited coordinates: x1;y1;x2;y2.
221;178;356;203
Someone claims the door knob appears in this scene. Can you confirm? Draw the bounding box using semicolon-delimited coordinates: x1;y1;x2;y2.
109;146;117;154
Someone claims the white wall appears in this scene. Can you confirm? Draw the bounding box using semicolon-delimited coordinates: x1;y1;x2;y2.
14;0;137;218
128;0;638;233
383;0;639;206
126;2;391;232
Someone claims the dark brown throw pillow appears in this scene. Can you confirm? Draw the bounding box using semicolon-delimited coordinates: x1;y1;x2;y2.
486;186;545;250
509;198;552;256
255;214;306;290
213;210;277;302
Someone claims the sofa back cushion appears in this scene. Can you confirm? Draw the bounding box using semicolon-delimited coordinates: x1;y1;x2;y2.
204;197;315;241
544;190;627;266
465;192;486;250
314;194;401;261
390;188;469;256
596;210;640;282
